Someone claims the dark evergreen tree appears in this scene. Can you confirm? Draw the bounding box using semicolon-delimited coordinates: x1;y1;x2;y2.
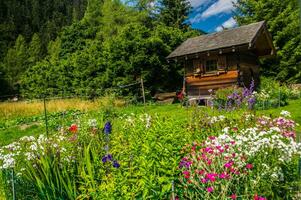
159;0;191;30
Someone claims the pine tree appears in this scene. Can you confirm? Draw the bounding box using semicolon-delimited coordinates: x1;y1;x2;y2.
28;33;43;64
3;35;28;91
159;0;191;30
84;0;103;24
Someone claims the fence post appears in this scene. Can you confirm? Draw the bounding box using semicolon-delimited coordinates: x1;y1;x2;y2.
278;87;281;108
171;180;175;200
140;77;146;107
11;169;15;200
43;95;49;137
297;132;301;197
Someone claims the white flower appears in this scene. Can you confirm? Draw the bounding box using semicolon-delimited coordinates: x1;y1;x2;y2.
88;119;97;127
29;143;38;151
280;110;291;118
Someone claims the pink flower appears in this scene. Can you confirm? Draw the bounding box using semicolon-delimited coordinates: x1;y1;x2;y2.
254;194;267;200
198;170;205;175
206;173;218;182
246;164;253;169
224;161;234;168
205;147;213;154
206;186;214;193
219;172;228;179
230;194;237;199
201;178;207;183
183;171;190;179
209;136;216;140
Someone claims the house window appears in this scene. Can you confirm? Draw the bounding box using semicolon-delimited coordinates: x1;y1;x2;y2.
205;60;217;72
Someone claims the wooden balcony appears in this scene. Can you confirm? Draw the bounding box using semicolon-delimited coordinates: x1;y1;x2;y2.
186;70;239;96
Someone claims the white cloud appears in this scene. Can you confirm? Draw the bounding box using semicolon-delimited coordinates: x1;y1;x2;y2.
189;0;211;8
189;0;237;24
215;17;237;32
201;0;237;19
215;26;223;32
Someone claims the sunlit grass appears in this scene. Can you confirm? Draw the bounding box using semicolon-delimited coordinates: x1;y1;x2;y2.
0;97;125;120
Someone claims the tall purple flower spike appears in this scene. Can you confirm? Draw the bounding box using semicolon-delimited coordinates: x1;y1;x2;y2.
104;121;112;134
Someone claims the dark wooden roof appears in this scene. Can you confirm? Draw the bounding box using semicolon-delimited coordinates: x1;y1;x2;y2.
167;21;274;59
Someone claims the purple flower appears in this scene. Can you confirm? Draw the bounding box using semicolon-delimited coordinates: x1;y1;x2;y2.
113;160;120;168
248;97;256;109
107;154;113;161
179;159;192;169
102;155;108;163
102;154;113;163
104;121;112;134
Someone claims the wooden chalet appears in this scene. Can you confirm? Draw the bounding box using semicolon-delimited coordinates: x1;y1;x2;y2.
167;21;275;99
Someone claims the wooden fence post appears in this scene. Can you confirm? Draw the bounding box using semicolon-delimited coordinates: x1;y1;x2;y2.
11;169;15;200
140;78;146;106
43;95;49;137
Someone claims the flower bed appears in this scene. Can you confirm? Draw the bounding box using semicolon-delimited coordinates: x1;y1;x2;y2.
0;109;300;199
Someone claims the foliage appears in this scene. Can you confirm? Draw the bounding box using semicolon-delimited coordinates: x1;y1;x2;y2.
159;0;192;30
19;0;199;99
0;103;300;199
235;0;301;83
211;81;256;110
254;77;299;109
0;0;200;99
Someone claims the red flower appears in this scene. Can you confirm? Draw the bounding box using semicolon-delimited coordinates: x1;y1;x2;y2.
183;171;190;179
69;124;78;133
246;164;253;169
209;136;216;140
230;194;237;199
254;194;267;200
198;170;205;175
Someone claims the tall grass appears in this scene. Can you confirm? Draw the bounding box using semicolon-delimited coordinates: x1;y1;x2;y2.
0;97;125;120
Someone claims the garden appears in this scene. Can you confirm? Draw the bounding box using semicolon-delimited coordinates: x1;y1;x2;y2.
0;79;301;200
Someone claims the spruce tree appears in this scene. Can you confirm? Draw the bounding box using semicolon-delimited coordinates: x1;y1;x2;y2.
159;0;191;30
3;35;28;91
28;33;43;64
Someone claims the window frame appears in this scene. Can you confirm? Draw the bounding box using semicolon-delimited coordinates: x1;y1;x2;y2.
205;59;218;73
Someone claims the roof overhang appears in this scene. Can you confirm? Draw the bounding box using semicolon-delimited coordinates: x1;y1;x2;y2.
167;21;276;61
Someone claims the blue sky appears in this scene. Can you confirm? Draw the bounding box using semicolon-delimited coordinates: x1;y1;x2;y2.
123;0;238;33
188;0;237;33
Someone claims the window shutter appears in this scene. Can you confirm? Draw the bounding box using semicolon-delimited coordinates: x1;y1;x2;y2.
218;55;227;70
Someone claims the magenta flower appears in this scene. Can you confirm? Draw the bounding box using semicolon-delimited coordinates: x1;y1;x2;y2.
206;186;214;193
201;178;207;183
254;194;267;200
219;172;228;179
246;163;253;169
230;194;237;199
224;161;234;168
206;173;218;182
183;171;190;179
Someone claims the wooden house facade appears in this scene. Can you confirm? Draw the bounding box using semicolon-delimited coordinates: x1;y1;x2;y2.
167;21;275;98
